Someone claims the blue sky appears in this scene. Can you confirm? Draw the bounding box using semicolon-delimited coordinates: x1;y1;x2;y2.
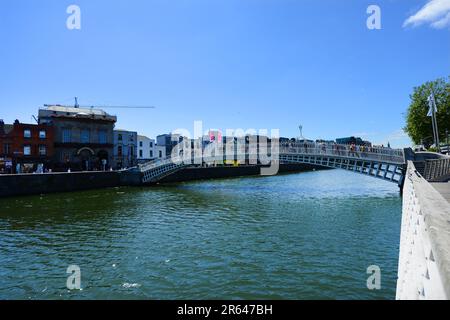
0;0;449;147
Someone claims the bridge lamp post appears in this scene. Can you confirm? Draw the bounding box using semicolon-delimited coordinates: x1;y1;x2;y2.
298;125;305;142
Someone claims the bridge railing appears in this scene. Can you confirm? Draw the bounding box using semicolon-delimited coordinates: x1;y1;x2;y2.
279;143;405;164
423;158;450;182
397;161;450;299
138;157;179;172
139;143;405;171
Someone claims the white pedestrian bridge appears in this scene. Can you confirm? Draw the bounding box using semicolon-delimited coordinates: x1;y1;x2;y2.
137;142;450;299
139;142;406;185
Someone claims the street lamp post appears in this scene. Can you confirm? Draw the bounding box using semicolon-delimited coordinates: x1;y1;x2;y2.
446;129;449;155
446;129;449;147
428;91;440;153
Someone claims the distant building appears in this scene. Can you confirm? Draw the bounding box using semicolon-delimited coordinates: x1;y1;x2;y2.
156;145;166;159
137;135;156;162
38;105;116;171
157;133;182;157
296;139;314;144
279;137;291;144
0;119;54;173
316;139;335;144
113;130;137;169
207;130;222;143
336;136;372;147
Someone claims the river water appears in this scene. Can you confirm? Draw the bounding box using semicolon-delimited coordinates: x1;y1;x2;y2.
0;169;402;300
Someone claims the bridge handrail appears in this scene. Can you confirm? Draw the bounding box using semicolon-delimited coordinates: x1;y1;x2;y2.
423;157;450;181
138;157;180;172
279;144;405;164
280;142;404;156
397;161;450;299
139;144;405;172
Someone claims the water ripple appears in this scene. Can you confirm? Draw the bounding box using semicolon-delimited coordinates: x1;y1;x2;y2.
0;169;401;300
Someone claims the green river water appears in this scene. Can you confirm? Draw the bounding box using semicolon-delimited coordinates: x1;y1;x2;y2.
0;169;402;300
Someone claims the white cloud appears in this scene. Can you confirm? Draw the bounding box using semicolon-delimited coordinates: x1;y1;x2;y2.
431;11;450;27
403;0;450;29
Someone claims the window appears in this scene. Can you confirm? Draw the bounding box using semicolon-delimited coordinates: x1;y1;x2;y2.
3;143;10;155
139;141;143;147
139;150;143;158
98;130;107;144
129;135;134;142
130;148;134;156
118;134;123;141
24;129;31;138
150;142;153;148
159;150;162;158
150;150;153;158
39;145;47;156
39;130;46;139
24;145;31;156
81;129;90;143
62;129;71;143
118;146;123;157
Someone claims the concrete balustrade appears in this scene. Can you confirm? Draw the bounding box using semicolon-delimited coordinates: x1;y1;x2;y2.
396;161;450;300
423;158;450;182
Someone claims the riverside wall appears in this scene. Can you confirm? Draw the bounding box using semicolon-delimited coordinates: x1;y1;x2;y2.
0;170;141;198
0;163;326;198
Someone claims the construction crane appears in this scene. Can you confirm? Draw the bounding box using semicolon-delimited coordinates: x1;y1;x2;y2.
43;97;156;110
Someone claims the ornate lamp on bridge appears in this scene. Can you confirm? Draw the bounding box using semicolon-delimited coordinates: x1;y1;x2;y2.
298;125;305;142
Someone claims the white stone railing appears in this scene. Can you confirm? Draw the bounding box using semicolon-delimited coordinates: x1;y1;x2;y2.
396;161;450;300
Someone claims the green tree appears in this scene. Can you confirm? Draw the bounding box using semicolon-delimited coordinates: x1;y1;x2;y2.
404;77;450;146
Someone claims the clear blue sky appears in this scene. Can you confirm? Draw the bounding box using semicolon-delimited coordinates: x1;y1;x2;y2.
0;0;449;147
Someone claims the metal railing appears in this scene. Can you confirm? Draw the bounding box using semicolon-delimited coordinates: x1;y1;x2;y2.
279;143;405;164
139;143;405;171
423;158;450;181
138;156;180;172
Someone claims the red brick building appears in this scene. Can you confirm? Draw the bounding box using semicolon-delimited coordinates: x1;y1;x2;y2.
0;119;55;173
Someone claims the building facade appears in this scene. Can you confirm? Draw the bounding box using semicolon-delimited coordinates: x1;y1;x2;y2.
157;133;183;158
38;106;116;171
336;136;372;146
156;145;165;159
113;130;138;169
0;119;54;173
137;135;156;162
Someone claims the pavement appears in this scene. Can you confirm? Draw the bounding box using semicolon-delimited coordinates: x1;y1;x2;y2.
431;181;450;204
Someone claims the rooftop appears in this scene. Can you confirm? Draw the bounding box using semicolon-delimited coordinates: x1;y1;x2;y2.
44;105;111;116
38;105;117;122
1;124;13;135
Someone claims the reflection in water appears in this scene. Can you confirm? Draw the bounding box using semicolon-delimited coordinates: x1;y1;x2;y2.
0;169;401;299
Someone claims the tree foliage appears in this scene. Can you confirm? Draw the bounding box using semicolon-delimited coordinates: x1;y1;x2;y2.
404;77;450;146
